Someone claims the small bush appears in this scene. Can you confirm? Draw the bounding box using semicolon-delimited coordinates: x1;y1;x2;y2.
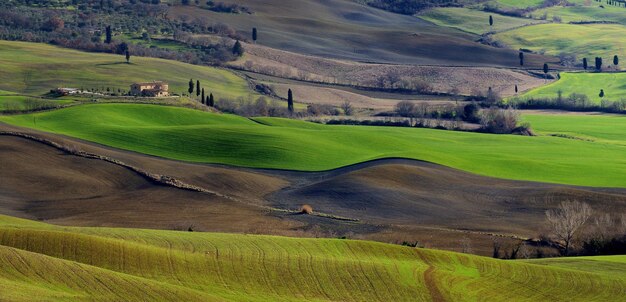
300;204;313;215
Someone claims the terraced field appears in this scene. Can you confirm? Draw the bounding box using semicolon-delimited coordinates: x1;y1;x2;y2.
0;215;624;301
2;103;625;187
520;72;626;103
0;41;257;99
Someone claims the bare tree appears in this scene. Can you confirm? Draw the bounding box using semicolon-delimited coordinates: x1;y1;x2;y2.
545;201;592;255
341;101;353;116
395;101;415;117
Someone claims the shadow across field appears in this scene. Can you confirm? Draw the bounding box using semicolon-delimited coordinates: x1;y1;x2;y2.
1;122;625;255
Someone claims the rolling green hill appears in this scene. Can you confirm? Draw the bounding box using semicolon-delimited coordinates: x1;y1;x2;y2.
520;72;626;103
0;41;257;99
0;215;624;301
2;103;625;187
419;7;543;34
530;0;626;25
494;23;626;61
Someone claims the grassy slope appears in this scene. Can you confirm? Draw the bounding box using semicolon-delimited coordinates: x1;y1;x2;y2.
520;72;626;103
531;0;626;24
0;41;256;99
2;103;625;187
527;255;626;278
487;0;545;9
523;113;626;145
419;7;543;34
0;215;624;301
494;23;626;60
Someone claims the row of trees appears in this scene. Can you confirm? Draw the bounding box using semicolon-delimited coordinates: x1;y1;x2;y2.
188;79;215;107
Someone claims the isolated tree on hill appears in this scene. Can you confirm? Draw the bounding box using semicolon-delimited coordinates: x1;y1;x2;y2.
582;58;588;70
519;52;524;66
546;201;592;255
600;89;605;98
209;93;214;107
614;55;619;67
188;79;194;95
125;50;131;64
287;89;294;114
201;88;205;104
595;57;603;71
514;84;518;94
489;15;493;30
196;80;200;97
543;63;549;82
252;27;257;43
105;26;112;44
232;40;244;57
341;101;353;116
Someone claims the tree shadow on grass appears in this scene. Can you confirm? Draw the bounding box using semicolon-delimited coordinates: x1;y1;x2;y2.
95;62;135;66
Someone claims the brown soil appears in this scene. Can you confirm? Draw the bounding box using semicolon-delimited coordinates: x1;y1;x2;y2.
1;122;624;256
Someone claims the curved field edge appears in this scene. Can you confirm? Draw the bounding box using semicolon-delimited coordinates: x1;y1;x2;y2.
0;215;624;302
519;72;626;103
1;103;625;188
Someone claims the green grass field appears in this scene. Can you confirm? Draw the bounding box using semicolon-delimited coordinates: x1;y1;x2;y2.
2;103;625;188
532;4;626;25
486;0;545;9
520;72;626;103
0;214;624;301
0;94;75;111
523;113;626;145
419;7;543;34
0;41;257;100
494;23;626;61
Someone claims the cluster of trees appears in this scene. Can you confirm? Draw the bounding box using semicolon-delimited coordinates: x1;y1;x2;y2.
544;201;626;256
511;92;626;114
187;79;215;107
204;1;252;14
0;0;244;66
391;100;529;134
360;0;476;15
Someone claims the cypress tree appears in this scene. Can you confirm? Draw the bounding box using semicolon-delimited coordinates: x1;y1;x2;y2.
287;89;294;114
188;79;194;95
201;88;205;104
196;80;200;97
489;15;493;27
125;50;130;64
519;52;524;66
105;25;112;44
209;93;214;107
515;84;518;94
614;55;619;66
583;58;588;70
232;40;244;56
252;27;257;43
599;89;605;98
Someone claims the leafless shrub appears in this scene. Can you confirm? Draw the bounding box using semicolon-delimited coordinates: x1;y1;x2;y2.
460;237;473;254
479;107;521;134
546;201;593;255
395;101;415;117
300;204;313;215
341;101;353;116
